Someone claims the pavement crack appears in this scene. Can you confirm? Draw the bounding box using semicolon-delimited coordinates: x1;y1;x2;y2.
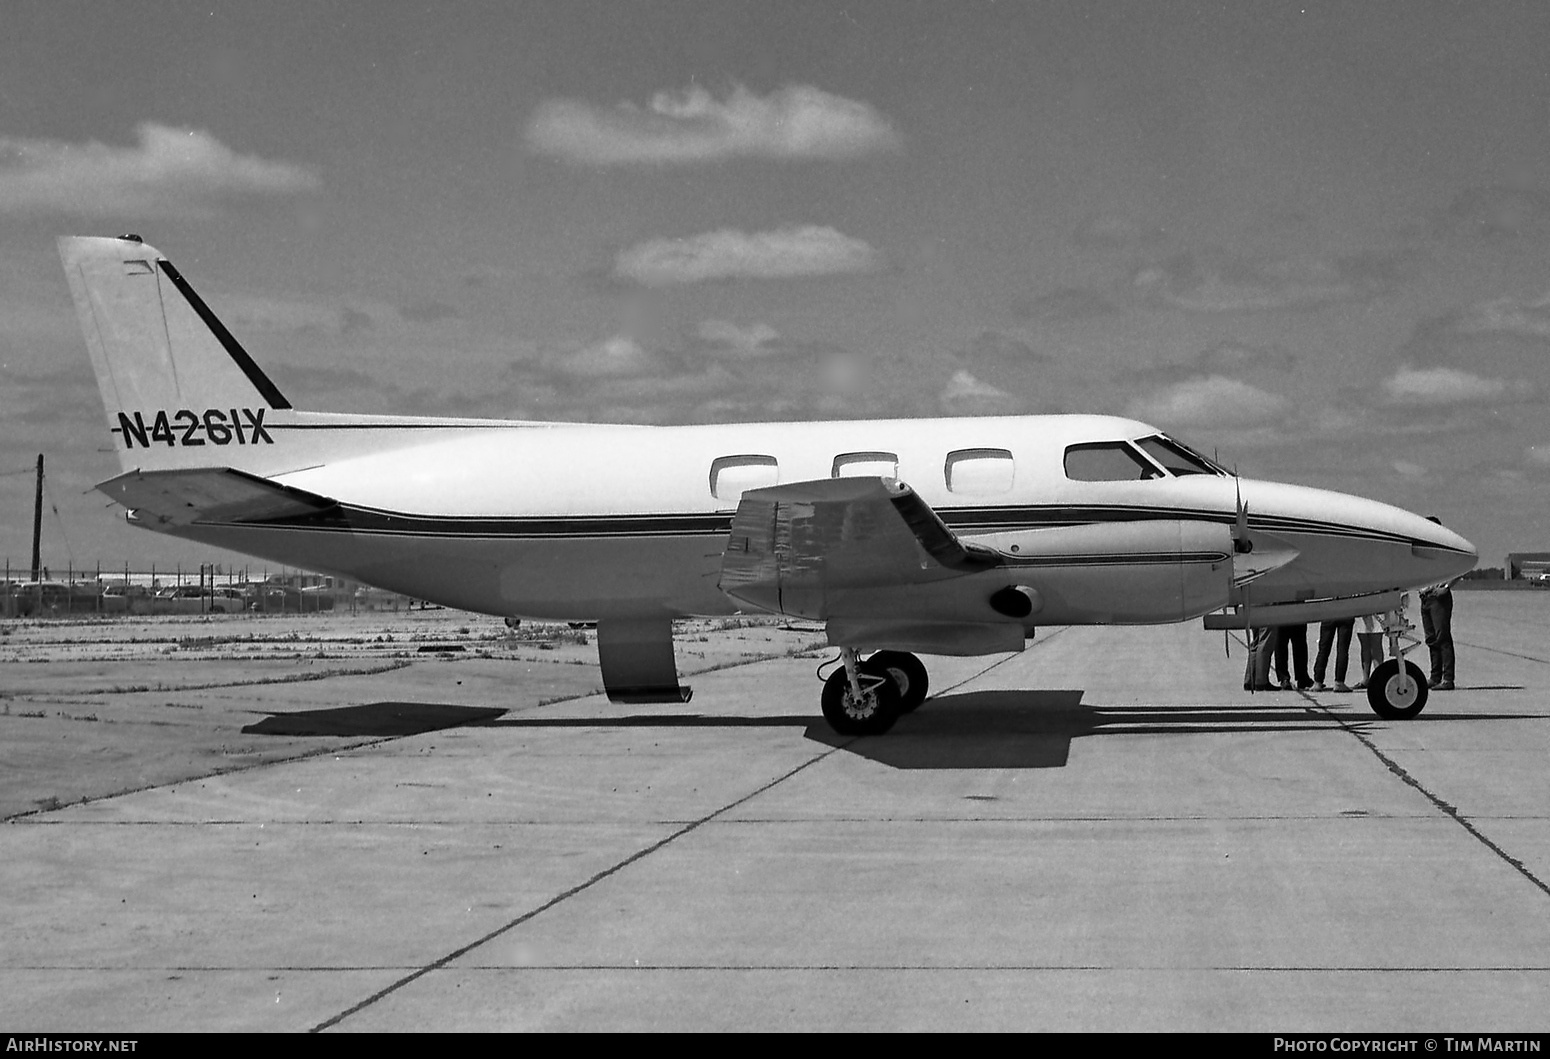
309;745;844;1032
1451;638;1550;666
1303;695;1550;904
932;627;1069;699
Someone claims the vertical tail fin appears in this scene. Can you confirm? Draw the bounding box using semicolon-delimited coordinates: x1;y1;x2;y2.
58;234;292;473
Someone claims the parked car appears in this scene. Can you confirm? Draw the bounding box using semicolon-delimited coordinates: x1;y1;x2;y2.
99;583;152;614
9;581;72;616
247;584;333;612
212;587;249;609
147;585;246;614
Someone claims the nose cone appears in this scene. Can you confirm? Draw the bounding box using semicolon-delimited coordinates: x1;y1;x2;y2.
1238;479;1476;602
1410;516;1476;577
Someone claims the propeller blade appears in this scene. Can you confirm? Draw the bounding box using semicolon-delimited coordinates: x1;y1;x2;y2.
1233;477;1251;553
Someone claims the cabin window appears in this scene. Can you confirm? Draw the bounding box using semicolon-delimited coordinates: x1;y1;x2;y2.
944;448;1015;494
832;451;899;479
709;455;780;502
1063;442;1161;481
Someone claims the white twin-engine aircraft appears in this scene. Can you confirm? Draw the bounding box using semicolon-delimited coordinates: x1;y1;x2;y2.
60;235;1476;734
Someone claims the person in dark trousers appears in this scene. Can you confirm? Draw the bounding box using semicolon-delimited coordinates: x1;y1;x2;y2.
1420;518;1459;690
1244;625;1277;691
1313;617;1355;692
1274;622;1312;690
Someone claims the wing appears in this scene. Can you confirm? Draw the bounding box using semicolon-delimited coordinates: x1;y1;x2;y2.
98;467;338;527
717;476;996;618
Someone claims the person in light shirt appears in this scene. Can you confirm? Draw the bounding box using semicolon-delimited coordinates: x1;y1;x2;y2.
1353;611;1386;690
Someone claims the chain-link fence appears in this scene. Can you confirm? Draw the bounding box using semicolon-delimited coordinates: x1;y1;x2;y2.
1;559;414;618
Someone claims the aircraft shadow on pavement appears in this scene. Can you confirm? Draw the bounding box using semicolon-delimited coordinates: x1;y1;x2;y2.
240;696;1543;768
242;701;508;737
242;702;819;737
806;689;1364;770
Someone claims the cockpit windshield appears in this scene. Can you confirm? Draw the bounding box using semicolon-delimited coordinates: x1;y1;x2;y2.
1064;442;1163;481
1134;434;1230;477
1063;435;1232;481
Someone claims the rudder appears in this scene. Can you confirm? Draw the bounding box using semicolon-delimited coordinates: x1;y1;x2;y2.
58;234;292;473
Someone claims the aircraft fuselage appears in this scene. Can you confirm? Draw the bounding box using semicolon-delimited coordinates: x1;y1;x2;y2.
136;411;1475;626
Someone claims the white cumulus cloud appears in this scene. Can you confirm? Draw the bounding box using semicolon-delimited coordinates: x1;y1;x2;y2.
614;226;880;286
1126;375;1289;430
527;83;901;165
940;370;1021;416
1131;251;1395;313
0;123;319;215
696;320;782;357
1452;293;1550;338
1380;364;1531;407
546;335;661;378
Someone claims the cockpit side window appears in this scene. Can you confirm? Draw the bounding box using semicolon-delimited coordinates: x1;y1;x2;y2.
1136;435;1227;477
1063;442;1162;481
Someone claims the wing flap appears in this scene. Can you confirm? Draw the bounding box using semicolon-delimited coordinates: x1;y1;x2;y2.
718;476;994;617
99;467;338;527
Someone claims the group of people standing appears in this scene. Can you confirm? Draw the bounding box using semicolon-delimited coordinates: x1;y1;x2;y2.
1242;614;1392;692
1244;515;1460;694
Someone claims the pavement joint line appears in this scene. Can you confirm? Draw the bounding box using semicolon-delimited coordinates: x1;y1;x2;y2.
11;963;1550;973
24;815;1540;833
1;637;824;824
307;744;847;1033
424;963;1550;973
1453;638;1550;665
1225;629;1550;901
1297;692;1550;904
0;737;401;823
931;627;1070;699
707;814;1462;823
21;811;1509;825
2;660;416;698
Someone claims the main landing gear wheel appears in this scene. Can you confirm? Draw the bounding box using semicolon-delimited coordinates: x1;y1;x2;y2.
821;666;902;736
1366;658;1429;720
862;651;929;713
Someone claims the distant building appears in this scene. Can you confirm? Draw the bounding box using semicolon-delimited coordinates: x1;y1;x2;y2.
1506;553;1550;581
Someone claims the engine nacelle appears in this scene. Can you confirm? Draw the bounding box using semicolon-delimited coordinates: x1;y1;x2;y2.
967;519;1235;624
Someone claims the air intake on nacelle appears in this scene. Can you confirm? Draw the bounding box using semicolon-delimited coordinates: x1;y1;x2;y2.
989;585;1042;619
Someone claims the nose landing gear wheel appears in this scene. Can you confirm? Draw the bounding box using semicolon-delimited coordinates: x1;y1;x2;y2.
862;651;929;713
822;667;902;735
1366;658;1429;719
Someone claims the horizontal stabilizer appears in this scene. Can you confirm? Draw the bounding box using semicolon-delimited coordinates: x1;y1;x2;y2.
98;467;338;527
718;476;995;617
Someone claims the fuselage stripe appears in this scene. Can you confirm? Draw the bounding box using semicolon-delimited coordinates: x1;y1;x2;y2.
203;501;1465;555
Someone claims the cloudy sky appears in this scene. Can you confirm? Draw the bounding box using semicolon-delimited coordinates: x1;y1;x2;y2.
2;1;1548;573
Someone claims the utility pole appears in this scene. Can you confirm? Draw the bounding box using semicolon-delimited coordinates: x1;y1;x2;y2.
30;454;43;582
